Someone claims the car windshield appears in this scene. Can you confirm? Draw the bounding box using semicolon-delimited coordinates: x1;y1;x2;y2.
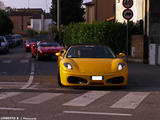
39;42;60;47
5;36;13;40
66;46;116;58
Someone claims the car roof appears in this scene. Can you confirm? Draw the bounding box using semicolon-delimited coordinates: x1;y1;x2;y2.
69;43;106;47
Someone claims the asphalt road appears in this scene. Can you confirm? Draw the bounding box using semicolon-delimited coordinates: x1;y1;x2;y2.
0;44;160;120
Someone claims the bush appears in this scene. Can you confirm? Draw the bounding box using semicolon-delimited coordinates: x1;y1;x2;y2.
27;29;38;37
59;21;141;54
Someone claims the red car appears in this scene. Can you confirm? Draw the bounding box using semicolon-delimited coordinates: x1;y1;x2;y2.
25;35;50;52
31;41;65;60
25;39;38;52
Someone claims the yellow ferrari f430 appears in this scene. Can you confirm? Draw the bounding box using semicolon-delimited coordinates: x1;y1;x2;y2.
56;44;128;87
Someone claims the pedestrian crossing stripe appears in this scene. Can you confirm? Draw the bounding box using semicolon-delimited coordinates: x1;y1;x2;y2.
19;93;63;104
0;91;150;109
19;60;29;63
63;91;110;107
0;59;29;64
2;60;12;63
110;92;150;109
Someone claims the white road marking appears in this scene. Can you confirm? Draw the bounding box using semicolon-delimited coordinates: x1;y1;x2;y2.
110;92;150;109
25;83;39;89
21;63;35;89
0;82;25;87
0;84;39;101
20;59;29;63
2;60;12;63
63;91;110;107
20;93;63;104
0;82;25;85
63;111;132;117
0;107;25;111
0;92;21;100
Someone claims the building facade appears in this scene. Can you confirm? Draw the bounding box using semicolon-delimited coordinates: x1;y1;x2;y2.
84;0;115;23
9;9;52;35
0;1;5;9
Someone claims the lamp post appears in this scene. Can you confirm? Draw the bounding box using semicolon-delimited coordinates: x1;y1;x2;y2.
57;0;61;31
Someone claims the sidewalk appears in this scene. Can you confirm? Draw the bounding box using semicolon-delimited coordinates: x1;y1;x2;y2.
128;57;143;63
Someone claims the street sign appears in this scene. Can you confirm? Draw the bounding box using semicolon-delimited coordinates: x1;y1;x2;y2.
123;0;133;8
122;9;133;20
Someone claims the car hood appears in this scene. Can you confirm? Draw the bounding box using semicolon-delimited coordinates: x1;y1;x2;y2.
64;58;122;74
40;46;64;52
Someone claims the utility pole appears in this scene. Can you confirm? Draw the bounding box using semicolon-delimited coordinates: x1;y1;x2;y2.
57;0;61;31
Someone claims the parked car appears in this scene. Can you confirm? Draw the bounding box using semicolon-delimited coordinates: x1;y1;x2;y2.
55;44;128;87
0;36;9;53
5;35;15;48
31;41;65;60
25;38;38;52
25;35;50;52
12;34;23;46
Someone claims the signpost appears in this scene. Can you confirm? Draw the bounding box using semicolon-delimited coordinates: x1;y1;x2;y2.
123;0;133;8
122;0;134;62
122;9;133;20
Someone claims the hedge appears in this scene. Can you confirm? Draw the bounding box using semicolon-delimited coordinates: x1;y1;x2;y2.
59;21;141;54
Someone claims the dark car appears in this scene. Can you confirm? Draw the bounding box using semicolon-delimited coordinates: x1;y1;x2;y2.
31;41;65;60
0;36;9;53
12;34;23;46
5;35;15;48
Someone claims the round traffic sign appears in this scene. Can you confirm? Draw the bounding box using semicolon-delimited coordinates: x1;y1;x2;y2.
123;0;133;8
122;9;133;20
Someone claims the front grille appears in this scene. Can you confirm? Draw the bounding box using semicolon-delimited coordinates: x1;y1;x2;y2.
90;83;104;85
106;77;124;84
67;76;88;84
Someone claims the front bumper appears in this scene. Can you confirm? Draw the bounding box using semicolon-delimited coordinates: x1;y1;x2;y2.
60;70;128;86
39;52;58;58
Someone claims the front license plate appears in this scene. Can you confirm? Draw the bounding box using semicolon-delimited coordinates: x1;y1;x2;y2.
91;76;104;80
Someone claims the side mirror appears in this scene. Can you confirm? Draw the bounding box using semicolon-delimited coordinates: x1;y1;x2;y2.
60;49;66;54
117;53;126;58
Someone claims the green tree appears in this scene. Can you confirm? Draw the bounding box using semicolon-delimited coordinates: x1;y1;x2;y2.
50;0;85;25
0;9;13;35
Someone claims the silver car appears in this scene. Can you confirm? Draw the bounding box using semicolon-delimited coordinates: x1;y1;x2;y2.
0;36;9;53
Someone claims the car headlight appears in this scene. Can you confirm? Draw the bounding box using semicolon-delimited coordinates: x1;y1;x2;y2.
118;63;125;71
64;63;73;70
26;44;30;47
38;48;43;53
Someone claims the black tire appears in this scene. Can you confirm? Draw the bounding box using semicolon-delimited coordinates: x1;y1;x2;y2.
57;68;64;87
32;53;35;58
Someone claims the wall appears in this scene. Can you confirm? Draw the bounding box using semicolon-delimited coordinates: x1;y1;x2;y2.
32;19;41;32
131;35;144;59
44;19;52;32
30;18;52;32
9;16;28;35
93;0;115;22
149;0;160;44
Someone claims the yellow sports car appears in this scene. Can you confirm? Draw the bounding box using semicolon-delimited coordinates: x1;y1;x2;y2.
56;44;128;87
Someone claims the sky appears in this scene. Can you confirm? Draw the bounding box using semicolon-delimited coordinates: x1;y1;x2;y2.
1;0;92;12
